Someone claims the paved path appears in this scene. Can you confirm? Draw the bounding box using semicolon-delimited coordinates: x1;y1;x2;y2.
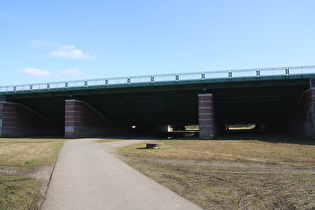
42;139;201;210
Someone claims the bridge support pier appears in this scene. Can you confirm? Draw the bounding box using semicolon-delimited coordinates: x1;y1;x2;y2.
0;102;62;137
198;94;216;139
65;99;117;138
289;88;315;138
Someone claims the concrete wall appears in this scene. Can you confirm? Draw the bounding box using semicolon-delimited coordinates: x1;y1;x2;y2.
65;99;117;138
198;94;216;139
289;88;315;138
0;102;62;137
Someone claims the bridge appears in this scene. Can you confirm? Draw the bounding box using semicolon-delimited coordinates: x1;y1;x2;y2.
1;65;315;139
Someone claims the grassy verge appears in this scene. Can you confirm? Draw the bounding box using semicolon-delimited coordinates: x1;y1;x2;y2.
118;134;315;209
0;138;64;209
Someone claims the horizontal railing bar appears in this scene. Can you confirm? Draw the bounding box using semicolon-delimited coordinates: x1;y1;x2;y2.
1;65;315;93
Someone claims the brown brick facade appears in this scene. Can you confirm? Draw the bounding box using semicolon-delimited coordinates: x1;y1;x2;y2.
198;94;215;139
65;99;116;138
0;102;62;137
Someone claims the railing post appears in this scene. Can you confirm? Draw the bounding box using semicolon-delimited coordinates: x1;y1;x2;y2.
127;77;131;84
176;74;179;82
201;73;205;80
85;80;88;87
105;79;108;86
256;69;260;77
285;67;289;75
228;71;232;78
65;82;68;88
151;76;154;84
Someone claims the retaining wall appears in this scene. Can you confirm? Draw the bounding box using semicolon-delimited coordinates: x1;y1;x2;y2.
0;102;62;137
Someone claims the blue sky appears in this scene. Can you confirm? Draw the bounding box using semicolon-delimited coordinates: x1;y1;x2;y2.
1;0;314;86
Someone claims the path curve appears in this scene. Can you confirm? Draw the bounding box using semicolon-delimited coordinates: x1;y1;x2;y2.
42;139;201;210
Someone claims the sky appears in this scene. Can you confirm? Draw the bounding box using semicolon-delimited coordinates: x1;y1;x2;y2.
1;0;315;86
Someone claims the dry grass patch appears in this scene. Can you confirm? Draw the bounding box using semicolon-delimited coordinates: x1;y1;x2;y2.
0;175;43;209
118;134;315;209
0;138;64;209
119;137;315;164
121;158;315;209
0;139;63;167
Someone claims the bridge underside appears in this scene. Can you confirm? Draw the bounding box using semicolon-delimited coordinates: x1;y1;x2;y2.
1;75;315;138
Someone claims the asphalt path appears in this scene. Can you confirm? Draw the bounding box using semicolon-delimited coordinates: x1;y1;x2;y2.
42;139;201;210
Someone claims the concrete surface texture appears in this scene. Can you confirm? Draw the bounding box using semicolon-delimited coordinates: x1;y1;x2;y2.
42;139;201;210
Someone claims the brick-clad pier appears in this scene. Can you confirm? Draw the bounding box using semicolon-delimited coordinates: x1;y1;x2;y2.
198;94;215;139
65;99;116;138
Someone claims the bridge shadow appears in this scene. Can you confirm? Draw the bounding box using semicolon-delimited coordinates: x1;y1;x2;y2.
217;132;315;146
165;131;315;146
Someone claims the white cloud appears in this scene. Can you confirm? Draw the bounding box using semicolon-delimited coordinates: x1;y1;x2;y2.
17;68;52;77
30;39;60;47
49;45;95;59
60;68;84;76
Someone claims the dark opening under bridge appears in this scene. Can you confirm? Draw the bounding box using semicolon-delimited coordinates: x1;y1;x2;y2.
1;65;315;139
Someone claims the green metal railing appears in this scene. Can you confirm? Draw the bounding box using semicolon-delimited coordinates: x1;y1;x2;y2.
1;65;315;93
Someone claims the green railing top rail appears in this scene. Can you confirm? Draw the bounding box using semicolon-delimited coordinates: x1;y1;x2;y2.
1;65;315;93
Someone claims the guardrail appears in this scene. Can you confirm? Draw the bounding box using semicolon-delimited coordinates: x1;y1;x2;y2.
1;65;315;93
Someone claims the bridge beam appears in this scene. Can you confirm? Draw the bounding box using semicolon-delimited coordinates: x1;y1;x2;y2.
198;94;216;139
65;99;117;138
289;88;315;138
0;102;62;137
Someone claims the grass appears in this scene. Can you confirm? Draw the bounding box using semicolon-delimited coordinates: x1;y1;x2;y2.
0;175;42;209
119;139;315;164
1;135;314;209
0;138;64;167
0;138;64;209
117;134;315;209
127;161;315;209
